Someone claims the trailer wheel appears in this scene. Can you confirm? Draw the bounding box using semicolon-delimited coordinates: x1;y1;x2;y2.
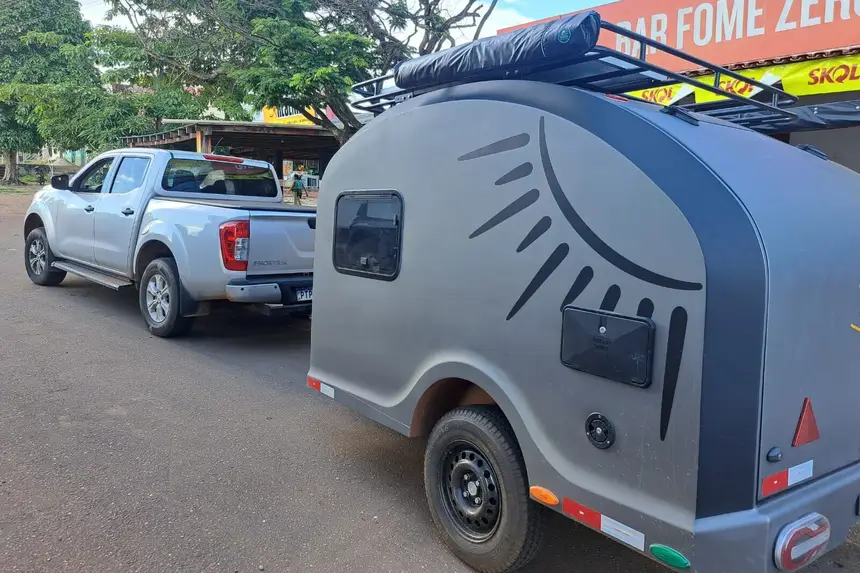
424;406;544;573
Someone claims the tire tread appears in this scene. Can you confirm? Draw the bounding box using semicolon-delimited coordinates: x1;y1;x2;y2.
426;405;545;573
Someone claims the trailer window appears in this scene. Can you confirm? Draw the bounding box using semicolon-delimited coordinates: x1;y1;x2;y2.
161;158;278;198
333;192;402;280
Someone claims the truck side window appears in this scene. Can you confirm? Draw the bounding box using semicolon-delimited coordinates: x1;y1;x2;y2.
77;159;114;194
333;192;402;280
110;157;150;194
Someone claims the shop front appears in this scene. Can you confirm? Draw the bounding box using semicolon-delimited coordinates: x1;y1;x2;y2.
499;0;860;172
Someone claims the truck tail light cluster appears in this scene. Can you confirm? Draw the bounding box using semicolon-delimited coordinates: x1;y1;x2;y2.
219;220;250;271
774;513;831;571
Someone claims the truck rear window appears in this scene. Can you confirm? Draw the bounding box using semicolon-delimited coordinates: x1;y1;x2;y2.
161;158;278;198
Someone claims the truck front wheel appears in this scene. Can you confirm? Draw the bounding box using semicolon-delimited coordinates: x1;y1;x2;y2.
24;227;66;286
139;257;193;337
424;406;545;573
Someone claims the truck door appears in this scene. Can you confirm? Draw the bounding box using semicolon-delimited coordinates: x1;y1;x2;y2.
54;157;115;265
93;155;152;275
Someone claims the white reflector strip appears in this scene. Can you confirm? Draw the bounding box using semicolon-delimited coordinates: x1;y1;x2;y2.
788;460;814;486
790;533;828;561
319;382;335;399
600;515;645;551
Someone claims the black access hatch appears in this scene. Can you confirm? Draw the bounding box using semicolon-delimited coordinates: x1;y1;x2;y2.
561;306;655;388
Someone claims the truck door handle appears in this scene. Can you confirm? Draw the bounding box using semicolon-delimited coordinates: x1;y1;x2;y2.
121;207;134;216
84;205;94;213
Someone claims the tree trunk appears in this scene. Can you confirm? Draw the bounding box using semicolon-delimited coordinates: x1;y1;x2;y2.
2;150;20;184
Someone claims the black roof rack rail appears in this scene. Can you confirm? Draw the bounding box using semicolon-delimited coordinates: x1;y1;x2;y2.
351;15;798;131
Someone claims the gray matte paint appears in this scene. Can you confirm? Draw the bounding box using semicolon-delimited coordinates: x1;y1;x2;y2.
309;80;860;572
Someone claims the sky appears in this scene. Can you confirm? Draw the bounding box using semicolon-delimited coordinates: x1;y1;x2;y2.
78;0;612;38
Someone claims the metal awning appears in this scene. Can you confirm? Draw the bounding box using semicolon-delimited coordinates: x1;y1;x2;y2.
122;120;339;160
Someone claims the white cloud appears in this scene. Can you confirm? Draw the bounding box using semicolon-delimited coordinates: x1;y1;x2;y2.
78;0;112;27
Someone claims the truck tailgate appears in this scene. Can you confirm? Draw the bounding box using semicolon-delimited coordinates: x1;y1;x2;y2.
247;210;315;276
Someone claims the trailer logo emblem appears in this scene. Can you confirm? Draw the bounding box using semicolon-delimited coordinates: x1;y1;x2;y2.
557;28;572;44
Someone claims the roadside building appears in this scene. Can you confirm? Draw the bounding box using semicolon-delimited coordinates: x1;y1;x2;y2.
499;0;860;172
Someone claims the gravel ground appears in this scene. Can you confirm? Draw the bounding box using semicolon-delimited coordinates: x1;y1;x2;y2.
0;192;858;573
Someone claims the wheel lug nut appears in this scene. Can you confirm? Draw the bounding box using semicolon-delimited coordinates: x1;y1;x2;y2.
463;491;469;498
463;473;470;481
474;497;482;505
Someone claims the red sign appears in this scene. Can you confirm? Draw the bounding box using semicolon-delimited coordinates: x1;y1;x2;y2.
498;0;860;71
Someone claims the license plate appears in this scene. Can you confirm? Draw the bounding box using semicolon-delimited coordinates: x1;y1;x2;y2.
296;288;313;302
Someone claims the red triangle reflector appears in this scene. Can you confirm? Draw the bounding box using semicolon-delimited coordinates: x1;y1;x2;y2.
792;398;820;447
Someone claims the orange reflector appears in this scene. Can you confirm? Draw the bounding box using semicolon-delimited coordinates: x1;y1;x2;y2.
529;486;559;506
792;398;820;447
307;376;321;392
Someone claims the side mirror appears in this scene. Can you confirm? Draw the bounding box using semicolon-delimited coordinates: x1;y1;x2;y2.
50;174;69;190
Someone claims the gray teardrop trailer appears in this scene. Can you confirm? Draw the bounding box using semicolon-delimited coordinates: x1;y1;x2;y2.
308;11;860;573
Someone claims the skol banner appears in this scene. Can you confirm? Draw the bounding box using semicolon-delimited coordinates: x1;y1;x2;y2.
625;54;860;103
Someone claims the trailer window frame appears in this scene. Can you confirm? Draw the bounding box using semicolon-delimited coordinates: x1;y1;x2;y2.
332;190;403;281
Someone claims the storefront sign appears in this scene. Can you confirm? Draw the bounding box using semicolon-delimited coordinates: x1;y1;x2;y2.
499;0;860;72
625;53;860;102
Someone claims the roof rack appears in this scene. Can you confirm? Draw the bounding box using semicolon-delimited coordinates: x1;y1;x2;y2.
351;16;798;130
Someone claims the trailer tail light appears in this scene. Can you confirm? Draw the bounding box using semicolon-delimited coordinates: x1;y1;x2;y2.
219;220;250;271
774;513;831;571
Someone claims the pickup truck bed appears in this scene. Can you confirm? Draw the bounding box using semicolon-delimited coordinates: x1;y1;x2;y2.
158;196;317;214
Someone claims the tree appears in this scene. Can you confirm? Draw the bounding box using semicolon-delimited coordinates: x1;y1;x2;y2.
0;0;96;183
103;0;498;145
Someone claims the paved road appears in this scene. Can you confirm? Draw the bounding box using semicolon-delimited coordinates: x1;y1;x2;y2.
1;192;858;573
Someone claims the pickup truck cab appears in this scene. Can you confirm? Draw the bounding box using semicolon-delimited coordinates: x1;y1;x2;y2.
24;149;315;337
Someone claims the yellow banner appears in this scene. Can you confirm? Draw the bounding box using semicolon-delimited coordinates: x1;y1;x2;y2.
626;54;860;105
261;106;316;126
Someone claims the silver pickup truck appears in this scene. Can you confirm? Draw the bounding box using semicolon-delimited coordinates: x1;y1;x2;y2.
23;149;315;337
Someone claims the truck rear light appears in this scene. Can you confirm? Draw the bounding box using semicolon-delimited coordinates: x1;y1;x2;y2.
774;513;831;571
219;220;250;271
203;153;244;163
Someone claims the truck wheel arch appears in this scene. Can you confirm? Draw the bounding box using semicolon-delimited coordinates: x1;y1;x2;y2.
135;240;173;284
24;213;44;238
409;378;500;438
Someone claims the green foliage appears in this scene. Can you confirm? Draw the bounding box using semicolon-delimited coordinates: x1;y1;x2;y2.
102;0;497;144
0;0;98;165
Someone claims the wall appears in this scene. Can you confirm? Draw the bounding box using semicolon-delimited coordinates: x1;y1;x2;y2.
791;127;860;173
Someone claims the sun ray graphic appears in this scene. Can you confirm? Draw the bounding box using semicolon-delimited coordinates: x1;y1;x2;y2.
458;117;696;441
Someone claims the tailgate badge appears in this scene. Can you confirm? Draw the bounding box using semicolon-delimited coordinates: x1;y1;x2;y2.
792;397;820;447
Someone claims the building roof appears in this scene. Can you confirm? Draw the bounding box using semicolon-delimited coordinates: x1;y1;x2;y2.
122;120;339;159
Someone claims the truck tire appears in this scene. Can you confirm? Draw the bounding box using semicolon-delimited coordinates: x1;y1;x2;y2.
424;406;545;573
24;227;66;286
139;257;194;338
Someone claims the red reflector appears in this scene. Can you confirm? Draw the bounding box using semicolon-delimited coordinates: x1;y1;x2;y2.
762;469;790;497
219;220;250;271
203;153;244;163
792;398;820;447
774;513;831;571
605;93;629;102
307;377;321;392
562;498;602;529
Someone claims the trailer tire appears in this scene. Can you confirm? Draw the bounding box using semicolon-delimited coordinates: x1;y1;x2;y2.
424;406;544;573
139;257;194;338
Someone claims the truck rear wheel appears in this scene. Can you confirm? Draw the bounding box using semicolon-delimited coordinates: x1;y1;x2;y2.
139;257;193;337
24;227;66;286
424;406;544;573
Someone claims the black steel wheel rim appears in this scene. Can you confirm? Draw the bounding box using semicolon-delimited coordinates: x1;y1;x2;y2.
439;440;502;543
